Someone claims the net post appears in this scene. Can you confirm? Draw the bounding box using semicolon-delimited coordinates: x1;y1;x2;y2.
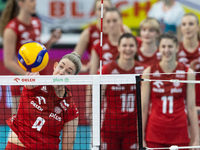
92;75;101;149
136;75;144;150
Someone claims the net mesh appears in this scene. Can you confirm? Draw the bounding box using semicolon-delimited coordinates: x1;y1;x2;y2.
0;74;139;150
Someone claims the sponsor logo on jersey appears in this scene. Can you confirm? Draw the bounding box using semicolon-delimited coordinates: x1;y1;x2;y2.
152;88;165;93
60;99;69;111
30;101;43;111
178;50;186;57
111;85;125;91
135;66;144;74
176;70;185;78
54;106;62;114
153;81;163;88
91;31;99;38
49;113;61;122
41;86;47;93
152;70;160;77
102;43;110;50
111;69;119;74
171;88;182;94
18;24;25;31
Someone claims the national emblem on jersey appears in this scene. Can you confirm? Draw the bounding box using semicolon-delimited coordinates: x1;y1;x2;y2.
175;70;185;78
54;106;62;114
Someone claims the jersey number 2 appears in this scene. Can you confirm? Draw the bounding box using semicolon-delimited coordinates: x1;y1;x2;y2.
121;94;135;112
161;96;173;114
32;117;45;131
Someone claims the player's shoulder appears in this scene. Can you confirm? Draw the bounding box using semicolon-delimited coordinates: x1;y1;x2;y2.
102;61;117;74
5;17;18;29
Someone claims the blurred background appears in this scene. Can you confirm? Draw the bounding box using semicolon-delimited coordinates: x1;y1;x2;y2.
0;0;200;149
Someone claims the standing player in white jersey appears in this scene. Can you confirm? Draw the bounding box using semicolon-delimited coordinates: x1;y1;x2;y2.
142;32;199;148
0;0;62;116
100;33;145;150
5;52;82;150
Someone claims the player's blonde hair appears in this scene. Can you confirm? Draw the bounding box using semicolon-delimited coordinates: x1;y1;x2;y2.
0;0;23;37
139;17;161;34
61;52;82;75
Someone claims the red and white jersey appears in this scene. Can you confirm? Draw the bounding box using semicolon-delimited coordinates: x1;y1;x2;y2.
6;85;79;150
137;48;161;65
5;17;41;55
87;24;108;55
146;62;189;144
92;37;119;66
101;60;145;132
178;41;200;106
136;38;161;65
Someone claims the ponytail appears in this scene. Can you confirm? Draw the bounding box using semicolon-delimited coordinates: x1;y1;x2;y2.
0;0;20;37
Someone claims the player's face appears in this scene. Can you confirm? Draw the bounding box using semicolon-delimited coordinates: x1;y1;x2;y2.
53;58;76;75
104;11;122;35
140;26;158;44
159;38;178;62
95;0;111;19
20;0;36;15
118;37;137;60
181;15;199;39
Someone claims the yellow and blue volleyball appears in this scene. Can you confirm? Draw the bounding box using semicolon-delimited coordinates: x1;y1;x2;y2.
17;42;49;72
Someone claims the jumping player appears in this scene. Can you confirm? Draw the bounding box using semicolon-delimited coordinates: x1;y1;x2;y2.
0;0;62;115
142;32;199;148
5;52;82;150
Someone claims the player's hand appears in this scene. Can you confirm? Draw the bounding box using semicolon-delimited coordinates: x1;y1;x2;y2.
26;72;40;76
190;58;199;71
50;28;62;43
191;139;200;150
80;62;91;73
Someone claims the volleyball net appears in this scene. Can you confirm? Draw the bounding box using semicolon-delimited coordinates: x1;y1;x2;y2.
0;74;141;150
0;74;200;149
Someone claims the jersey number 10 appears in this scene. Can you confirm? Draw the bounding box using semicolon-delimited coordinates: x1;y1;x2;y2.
121;93;135;112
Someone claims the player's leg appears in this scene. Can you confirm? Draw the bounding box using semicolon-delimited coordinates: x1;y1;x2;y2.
101;130;120;150
121;131;137;150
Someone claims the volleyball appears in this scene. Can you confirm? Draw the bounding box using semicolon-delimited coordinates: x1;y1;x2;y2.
17;42;49;72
